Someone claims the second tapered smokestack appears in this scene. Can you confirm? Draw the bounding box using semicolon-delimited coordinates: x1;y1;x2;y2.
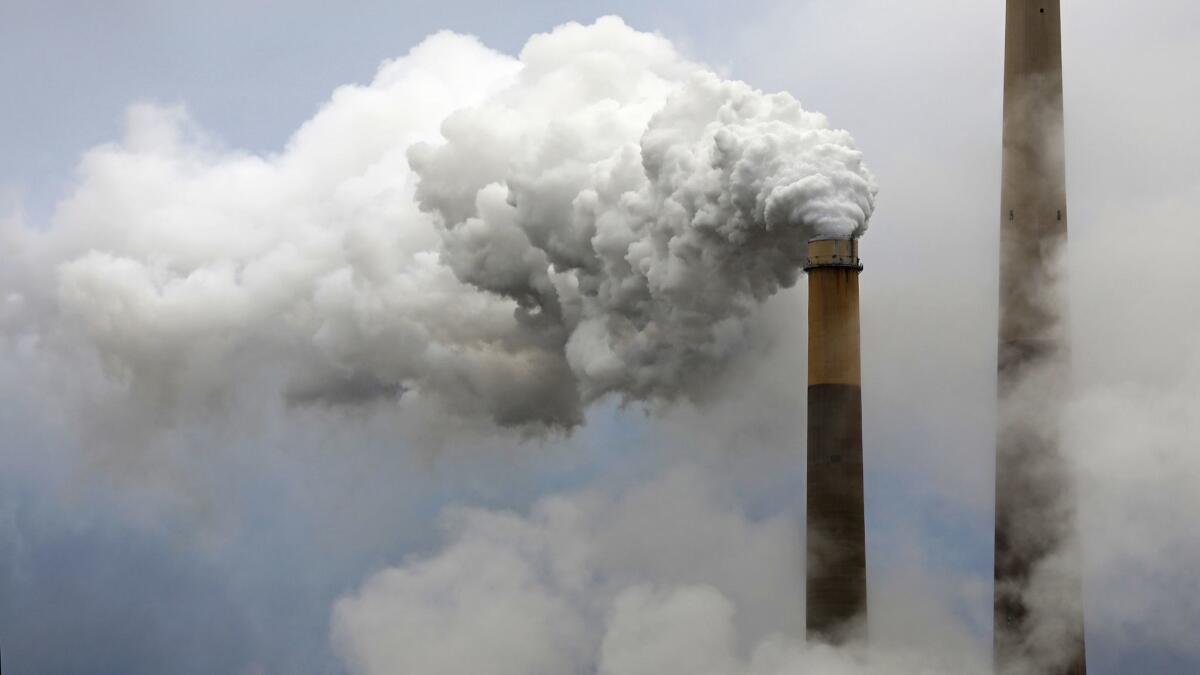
805;238;867;643
995;2;1087;673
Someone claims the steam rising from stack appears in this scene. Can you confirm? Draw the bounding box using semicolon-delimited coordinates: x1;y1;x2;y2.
1;17;876;429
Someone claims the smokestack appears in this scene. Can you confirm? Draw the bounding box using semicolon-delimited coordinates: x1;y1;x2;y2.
804;237;867;643
996;2;1087;673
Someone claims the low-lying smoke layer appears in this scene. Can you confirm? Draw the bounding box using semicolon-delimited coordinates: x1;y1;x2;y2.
332;469;988;675
1;17;876;428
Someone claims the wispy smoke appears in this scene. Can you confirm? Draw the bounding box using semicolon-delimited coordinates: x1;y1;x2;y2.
1;16;875;429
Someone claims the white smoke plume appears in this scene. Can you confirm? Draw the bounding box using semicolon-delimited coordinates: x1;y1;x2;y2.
1;16;875;429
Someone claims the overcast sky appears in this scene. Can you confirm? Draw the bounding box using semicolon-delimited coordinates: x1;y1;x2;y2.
2;2;1199;674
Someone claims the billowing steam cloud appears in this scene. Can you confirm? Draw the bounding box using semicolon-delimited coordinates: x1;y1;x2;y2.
1;17;875;428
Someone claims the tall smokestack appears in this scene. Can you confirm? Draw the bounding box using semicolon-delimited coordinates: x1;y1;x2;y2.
996;2;1087;673
805;237;867;643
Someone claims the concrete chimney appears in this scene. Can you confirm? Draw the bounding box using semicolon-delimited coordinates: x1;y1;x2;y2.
804;237;867;643
996;1;1087;673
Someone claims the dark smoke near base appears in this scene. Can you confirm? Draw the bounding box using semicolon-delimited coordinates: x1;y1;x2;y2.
0;17;875;430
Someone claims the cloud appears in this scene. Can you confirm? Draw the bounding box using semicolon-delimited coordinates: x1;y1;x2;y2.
2;16;875;432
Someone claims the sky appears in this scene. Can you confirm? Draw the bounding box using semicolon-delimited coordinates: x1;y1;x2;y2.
2;1;1199;674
